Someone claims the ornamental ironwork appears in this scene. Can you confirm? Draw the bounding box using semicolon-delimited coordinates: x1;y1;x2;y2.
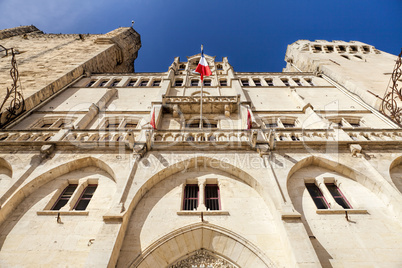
381;49;402;125
168;249;238;268
0;47;25;128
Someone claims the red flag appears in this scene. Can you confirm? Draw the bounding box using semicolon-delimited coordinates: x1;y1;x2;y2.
195;46;212;81
150;108;156;129
247;109;252;129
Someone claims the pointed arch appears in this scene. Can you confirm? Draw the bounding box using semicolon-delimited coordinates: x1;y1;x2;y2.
286;155;402;218
0;156;116;225
125;155;278;219
128;222;275;268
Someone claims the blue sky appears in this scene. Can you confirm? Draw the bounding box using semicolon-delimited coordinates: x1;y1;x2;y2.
1;0;401;72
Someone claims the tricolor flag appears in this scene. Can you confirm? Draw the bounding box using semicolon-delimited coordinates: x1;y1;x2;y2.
247;109;252;130
150;107;156;129
195;45;212;81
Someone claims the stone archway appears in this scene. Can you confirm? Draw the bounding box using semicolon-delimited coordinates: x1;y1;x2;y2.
129;222;275;268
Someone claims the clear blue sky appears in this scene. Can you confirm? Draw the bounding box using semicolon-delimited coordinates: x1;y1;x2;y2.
1;0;401;72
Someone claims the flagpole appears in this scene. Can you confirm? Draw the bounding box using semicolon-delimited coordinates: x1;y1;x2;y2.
200;82;203;129
199;44;204;129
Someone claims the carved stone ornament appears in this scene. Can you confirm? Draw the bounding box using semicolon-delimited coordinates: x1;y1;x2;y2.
168;249;239;268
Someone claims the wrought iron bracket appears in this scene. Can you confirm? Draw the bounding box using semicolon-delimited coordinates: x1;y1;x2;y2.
0;48;25;128
380;49;402;125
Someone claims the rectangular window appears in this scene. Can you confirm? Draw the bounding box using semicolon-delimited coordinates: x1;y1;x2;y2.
305;78;314;86
152;80;161;86
74;184;97;211
281;79;290;86
325;184;351;209
282;123;295;128
110;80;120;87
253;79;262;86
99;80;108;87
139;80;148;86
191;80;199;86
219;80;227;86
293;79;303;86
183;184;199;210
174;80;183;86
51;184;78;210
203;80;211;86
41;123;53;128
266;123;278;128
265;79;274;86
205;184;220;211
241;79;249;86
124;122;137;129
349;122;360;128
106;123;120;129
127;79;136;87
305;183;328;209
86;80;95;88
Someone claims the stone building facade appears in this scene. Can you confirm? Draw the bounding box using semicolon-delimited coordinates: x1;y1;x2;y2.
0;26;401;267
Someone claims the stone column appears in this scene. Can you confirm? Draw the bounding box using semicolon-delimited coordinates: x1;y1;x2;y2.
315;177;343;209
197;179;206;211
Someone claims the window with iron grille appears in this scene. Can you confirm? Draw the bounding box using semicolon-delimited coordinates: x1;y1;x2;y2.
281;79;290;86
265;79;274;86
325;183;351;209
183;184;199;210
191;80;199;86
241;79;249;86
51;184;78;210
253;79;262;86
305;183;328;209
86;80;95;87
293;79;303;86
139;80;148;86
219;79;227;86
205;184;220;211
74;185;97;211
99;80;108;87
203;80;211;86
127;79;136;87
110;80;120;87
174;80;183;86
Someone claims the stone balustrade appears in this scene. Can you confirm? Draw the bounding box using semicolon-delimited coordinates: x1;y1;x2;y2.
62;129;141;142
163;95;239;104
153;129;250;143
0;130;57;142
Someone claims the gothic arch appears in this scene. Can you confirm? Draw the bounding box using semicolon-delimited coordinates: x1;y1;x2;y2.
0;156;116;225
125;155;278;220
128;222;275;268
286;155;402;217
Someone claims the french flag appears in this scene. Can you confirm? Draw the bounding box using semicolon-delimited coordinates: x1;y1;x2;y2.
150;107;156;129
195;45;212;81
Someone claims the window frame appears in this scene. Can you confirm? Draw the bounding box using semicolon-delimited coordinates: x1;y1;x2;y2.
51;184;78;210
73;184;98;211
183;184;199;211
205;184;220;211
305;183;329;209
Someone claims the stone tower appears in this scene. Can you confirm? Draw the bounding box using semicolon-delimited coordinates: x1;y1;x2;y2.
0;25;141;127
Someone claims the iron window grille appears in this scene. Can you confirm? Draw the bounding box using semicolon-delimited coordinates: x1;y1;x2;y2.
183;184;199;210
205;184;220;211
305;183;328;209
73;184;98;211
325;183;352;209
51;184;78;210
